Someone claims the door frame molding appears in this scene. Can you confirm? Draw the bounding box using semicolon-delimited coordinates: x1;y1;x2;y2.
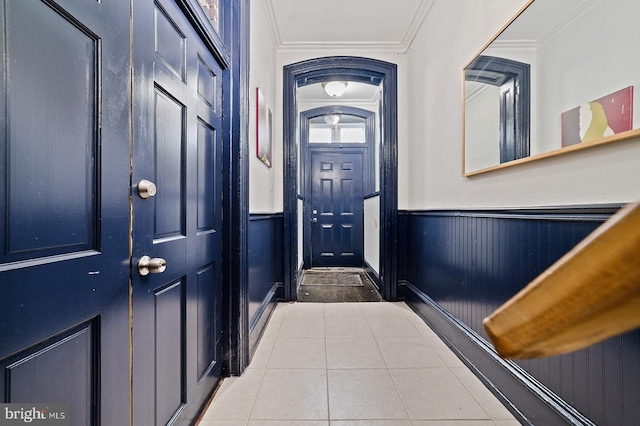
465;55;531;163
283;56;398;301
221;0;250;375
165;0;251;378
174;0;251;379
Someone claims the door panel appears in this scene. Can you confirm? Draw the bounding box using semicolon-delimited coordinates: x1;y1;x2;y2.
310;152;364;267
132;0;224;423
0;0;130;424
3;322;96;426
154;279;185;425
4;0;96;259
154;89;186;239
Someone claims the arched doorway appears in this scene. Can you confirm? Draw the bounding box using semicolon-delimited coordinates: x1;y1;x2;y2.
283;56;398;301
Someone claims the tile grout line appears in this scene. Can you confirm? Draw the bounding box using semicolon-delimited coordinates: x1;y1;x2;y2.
401;303;505;422
370;306;414;422
398;302;504;420
323;304;333;426
449;366;500;421
244;304;285;423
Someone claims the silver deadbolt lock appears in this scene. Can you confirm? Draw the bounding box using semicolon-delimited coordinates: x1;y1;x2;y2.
312;210;318;215
137;180;157;199
138;255;167;276
312;218;318;223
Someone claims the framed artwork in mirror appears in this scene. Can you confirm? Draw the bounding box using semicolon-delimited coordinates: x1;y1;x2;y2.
561;86;633;147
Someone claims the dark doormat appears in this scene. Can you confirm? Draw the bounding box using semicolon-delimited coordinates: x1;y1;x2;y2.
300;271;363;286
298;269;383;303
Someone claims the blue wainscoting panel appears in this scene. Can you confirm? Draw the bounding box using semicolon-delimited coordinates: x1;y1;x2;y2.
399;208;640;426
248;214;284;354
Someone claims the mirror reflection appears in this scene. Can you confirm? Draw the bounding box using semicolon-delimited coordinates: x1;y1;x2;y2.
464;0;640;175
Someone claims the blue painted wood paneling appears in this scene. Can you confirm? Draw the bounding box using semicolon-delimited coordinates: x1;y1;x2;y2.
248;214;284;351
399;208;640;426
1;1;131;423
154;280;184;424
196;264;218;382
0;320;98;425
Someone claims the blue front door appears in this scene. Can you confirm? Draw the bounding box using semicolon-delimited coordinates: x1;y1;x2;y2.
131;0;225;423
0;0;130;424
310;151;364;267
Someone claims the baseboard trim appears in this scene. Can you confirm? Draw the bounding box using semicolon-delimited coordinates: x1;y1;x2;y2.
404;280;596;426
363;261;380;289
249;282;281;356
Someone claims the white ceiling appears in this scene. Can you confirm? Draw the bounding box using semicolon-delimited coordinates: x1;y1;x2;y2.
493;0;598;45
262;0;436;53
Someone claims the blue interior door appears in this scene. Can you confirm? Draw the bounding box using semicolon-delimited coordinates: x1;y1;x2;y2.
0;0;130;424
132;0;225;423
310;152;364;267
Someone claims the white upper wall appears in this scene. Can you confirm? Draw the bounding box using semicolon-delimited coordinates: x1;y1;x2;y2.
535;0;640;154
405;0;640;209
249;0;278;213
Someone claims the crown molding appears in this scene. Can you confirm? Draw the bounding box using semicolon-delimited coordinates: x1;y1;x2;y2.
261;0;283;49
262;0;436;54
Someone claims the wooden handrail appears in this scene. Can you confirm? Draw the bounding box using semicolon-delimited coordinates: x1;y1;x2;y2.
483;201;640;359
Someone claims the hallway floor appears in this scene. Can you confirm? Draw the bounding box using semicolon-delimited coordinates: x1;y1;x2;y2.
199;302;520;425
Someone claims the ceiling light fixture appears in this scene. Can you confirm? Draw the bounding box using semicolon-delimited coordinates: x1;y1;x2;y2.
322;81;347;97
324;114;340;125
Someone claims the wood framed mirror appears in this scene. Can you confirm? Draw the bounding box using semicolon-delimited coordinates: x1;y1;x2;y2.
463;0;640;176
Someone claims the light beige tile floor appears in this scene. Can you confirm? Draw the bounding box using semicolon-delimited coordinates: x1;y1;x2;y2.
199;302;520;426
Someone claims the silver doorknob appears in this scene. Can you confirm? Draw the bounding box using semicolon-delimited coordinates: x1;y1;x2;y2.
137;180;157;199
138;255;167;276
312;218;318;223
